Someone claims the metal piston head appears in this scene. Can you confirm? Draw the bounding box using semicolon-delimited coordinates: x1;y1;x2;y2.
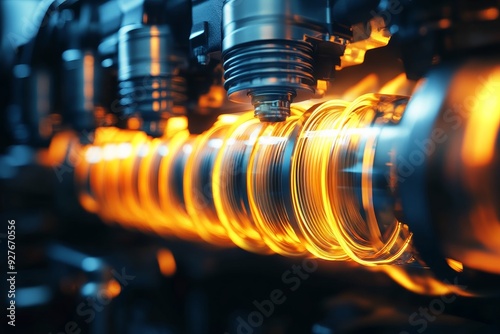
222;0;328;122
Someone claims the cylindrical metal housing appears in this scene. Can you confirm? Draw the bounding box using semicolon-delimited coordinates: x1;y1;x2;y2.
62;49;100;132
222;0;330;122
396;55;500;283
118;24;187;136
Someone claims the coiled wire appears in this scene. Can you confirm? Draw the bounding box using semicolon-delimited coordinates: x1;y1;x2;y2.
71;94;414;265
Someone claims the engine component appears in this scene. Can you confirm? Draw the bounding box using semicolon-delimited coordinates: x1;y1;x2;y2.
221;0;348;122
118;24;188;136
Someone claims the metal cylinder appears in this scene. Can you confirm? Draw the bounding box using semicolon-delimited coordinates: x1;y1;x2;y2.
62;49;100;132
223;42;316;122
222;0;329;122
396;55;500;284
118;24;187;136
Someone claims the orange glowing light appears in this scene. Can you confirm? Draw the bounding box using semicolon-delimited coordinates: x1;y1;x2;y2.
438;19;451;29
446;258;464;273
83;53;95;111
340;17;390;69
65;96;414;263
316;80;328;95
104;279;121;298
247;110;308;257
291;100;350;260
78;193;100;214
72;96;415;265
138;138;172;234
45;131;80;166
157;248;177;277
163;137;201;239
198;85;226;111
94;106;106;119
479;8;499;21
379;73;415;96
377;266;471;296
459;206;500;275
212;112;272;253
128;117;141;130
462;69;500;167
164;116;188;137
150;26;161;76
152;101;160;112
60;93;496;296
342;74;379;101
184;115;234;245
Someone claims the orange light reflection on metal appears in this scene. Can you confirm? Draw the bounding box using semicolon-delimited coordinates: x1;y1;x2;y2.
342;74;379;101
377;266;473;296
462;68;500;167
461;206;500;275
150;26;161;76
212;112;272;253
198;85;226;111
83;53;95;111
379;73;416;96
184;116;234;245
247;110;309;257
